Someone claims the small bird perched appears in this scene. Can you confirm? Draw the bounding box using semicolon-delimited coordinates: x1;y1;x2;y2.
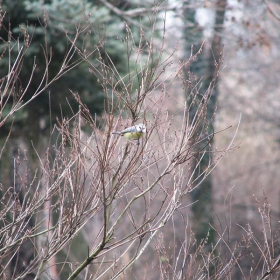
112;123;146;145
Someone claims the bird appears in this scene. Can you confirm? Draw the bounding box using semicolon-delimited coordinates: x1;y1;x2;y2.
112;123;146;145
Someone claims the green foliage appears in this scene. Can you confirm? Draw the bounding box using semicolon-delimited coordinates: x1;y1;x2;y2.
0;0;153;139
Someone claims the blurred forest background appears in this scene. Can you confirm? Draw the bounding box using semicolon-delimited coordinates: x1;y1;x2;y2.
1;0;280;279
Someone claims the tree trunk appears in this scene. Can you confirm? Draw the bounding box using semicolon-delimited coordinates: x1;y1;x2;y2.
183;0;227;246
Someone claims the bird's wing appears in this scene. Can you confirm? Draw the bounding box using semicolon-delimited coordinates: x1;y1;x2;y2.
120;126;136;134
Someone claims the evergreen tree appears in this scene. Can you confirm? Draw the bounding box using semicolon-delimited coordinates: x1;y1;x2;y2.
0;0;152;140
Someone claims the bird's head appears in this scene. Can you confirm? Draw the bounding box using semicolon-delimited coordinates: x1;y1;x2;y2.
136;123;146;134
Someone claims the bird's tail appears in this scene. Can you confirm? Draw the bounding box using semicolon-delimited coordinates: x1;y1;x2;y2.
112;131;121;135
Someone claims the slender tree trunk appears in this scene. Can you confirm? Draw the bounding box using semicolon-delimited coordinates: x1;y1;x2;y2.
183;0;227;245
